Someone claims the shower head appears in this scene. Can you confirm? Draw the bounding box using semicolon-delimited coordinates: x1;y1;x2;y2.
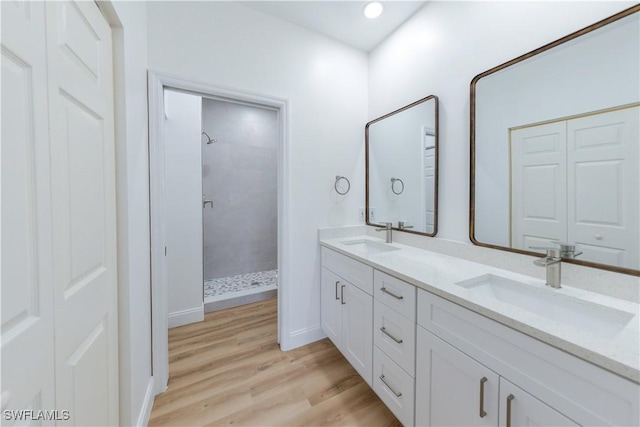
202;131;217;144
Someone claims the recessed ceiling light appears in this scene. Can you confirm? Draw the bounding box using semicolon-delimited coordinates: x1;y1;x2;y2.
364;2;384;19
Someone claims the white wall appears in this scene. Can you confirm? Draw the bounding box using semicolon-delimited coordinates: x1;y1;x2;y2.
369;1;636;245
147;1;368;348
475;14;639;246
107;1;153;426
164;90;204;327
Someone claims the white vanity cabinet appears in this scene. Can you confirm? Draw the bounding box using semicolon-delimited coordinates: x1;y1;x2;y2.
416;289;639;427
372;271;417;426
319;243;639;427
416;327;578;427
320;248;373;385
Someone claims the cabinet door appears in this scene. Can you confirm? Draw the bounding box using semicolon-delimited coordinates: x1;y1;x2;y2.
342;282;373;386
416;327;499;427
321;267;342;347
499;378;578;427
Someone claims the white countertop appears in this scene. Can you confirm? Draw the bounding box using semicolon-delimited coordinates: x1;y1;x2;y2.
319;234;640;384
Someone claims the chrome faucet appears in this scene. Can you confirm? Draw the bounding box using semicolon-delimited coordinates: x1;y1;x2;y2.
554;242;583;259
375;222;393;243
397;221;414;230
530;247;562;288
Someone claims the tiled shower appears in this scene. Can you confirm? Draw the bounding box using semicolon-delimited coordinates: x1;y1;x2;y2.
201;98;278;309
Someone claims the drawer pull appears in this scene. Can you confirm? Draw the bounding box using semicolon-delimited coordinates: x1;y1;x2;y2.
335;281;340;300
340;284;346;305
380;375;402;397
381;287;403;300
380;327;403;344
479;377;487;418
506;394;515;427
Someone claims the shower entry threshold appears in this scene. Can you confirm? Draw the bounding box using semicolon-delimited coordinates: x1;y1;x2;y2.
204;269;277;313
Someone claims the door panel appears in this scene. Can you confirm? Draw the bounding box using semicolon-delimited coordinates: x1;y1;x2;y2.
424;133;436;233
46;1;118;425
511;122;567;250
1;1;56;422
416;327;499;427
568;107;639;269
499;378;578;427
342;283;373;386
320;268;341;346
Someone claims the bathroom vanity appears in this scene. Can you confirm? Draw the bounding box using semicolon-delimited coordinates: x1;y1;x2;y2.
319;233;639;426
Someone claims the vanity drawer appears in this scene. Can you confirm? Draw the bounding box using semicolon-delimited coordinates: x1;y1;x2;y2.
374;270;416;320
374;300;415;376
373;346;415;427
321;247;373;295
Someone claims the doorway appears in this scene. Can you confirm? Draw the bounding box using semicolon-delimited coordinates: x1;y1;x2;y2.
148;73;291;394
201;98;279;312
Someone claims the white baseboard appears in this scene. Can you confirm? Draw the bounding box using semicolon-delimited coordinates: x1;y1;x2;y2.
281;325;326;351
136;376;155;427
168;304;204;328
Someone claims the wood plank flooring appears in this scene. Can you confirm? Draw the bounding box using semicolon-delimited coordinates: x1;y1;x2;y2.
149;298;401;426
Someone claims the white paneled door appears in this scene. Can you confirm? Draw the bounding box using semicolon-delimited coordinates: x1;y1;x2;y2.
1;1;56;420
511;106;639;269
46;1;118;425
423;130;436;234
567;107;639;269
510;121;567;250
2;1;118;425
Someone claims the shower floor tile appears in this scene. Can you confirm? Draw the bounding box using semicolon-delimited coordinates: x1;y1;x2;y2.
204;269;277;299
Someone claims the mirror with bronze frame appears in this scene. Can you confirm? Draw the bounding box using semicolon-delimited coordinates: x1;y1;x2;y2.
470;5;639;276
366;95;439;236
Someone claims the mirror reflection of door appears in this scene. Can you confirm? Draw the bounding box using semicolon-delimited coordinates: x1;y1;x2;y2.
423;127;436;234
510;105;639;269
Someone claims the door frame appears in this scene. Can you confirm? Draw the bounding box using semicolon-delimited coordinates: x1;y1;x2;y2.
148;72;291;394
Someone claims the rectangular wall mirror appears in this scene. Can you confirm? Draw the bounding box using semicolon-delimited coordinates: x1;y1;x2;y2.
367;95;439;236
471;6;639;275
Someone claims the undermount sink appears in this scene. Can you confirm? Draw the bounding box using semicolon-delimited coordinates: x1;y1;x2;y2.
455;274;634;338
340;239;400;255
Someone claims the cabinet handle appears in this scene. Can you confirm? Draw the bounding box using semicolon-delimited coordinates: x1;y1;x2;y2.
379;375;402;397
340;284;345;305
506;394;515;427
381;287;403;300
335;281;340;300
479;377;487;418
380;327;403;343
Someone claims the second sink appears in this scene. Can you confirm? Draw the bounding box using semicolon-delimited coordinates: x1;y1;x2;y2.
455;274;634;338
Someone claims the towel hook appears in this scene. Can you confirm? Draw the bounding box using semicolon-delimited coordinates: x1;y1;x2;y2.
391;177;404;195
335;176;350;195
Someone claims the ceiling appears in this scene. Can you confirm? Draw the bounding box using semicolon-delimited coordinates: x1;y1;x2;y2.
241;1;428;52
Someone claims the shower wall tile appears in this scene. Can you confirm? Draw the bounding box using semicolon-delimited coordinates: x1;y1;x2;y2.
202;99;278;280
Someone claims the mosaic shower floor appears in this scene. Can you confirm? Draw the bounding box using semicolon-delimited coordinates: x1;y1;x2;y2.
204;269;277;301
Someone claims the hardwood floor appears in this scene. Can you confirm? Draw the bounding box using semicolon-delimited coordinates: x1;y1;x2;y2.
149;298;401;426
